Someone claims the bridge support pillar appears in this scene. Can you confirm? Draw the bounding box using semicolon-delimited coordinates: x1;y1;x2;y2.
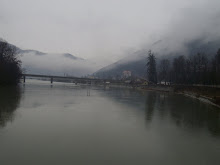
51;77;53;84
23;76;25;83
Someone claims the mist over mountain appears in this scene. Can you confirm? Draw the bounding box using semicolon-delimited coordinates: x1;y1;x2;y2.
92;1;220;79
20;51;98;77
5;34;220;79
12;46;99;77
94;37;220;79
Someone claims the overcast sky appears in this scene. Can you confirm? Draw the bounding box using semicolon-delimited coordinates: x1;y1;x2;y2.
1;0;220;65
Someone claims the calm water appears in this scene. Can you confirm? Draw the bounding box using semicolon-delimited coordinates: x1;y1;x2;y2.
0;80;220;165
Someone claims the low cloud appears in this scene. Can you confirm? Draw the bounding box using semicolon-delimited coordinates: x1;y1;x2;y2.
19;51;98;76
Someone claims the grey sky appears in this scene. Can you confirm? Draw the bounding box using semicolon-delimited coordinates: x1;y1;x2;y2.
0;0;220;65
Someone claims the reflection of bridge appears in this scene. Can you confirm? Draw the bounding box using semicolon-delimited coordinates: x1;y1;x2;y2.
22;74;121;84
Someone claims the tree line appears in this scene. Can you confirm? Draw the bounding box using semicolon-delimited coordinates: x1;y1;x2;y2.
146;48;220;85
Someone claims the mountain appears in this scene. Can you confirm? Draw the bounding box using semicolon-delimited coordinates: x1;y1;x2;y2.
94;38;220;79
185;38;220;58
63;53;84;60
94;49;148;78
18;49;47;56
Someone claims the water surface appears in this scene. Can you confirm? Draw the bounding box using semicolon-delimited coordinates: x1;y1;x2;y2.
0;80;220;165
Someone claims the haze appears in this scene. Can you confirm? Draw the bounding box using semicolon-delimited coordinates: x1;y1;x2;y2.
1;0;220;66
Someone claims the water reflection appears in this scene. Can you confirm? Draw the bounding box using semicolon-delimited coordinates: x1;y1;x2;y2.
100;87;220;137
145;92;157;122
0;86;21;128
145;92;220;137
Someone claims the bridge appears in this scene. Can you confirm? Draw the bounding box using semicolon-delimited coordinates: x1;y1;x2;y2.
22;74;121;84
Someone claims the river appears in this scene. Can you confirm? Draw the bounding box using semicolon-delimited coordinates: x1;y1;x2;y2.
0;80;220;165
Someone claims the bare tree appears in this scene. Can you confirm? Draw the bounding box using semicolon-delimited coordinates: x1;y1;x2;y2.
171;56;187;84
189;53;208;84
158;59;170;85
214;49;220;84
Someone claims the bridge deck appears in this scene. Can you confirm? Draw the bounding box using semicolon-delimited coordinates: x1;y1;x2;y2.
22;74;102;81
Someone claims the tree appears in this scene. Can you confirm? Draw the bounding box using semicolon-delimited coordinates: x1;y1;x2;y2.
214;48;220;84
172;56;186;84
146;50;157;84
158;59;170;85
163;49;220;85
189;53;208;84
0;40;22;85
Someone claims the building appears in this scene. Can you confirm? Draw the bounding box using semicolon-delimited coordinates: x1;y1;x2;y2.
122;70;131;78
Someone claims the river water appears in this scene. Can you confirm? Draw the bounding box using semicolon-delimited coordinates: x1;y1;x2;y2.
0;80;220;165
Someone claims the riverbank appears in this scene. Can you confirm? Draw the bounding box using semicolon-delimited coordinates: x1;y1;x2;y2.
141;85;220;108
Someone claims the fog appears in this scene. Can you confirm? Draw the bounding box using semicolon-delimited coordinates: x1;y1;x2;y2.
150;2;220;55
1;0;220;72
19;51;97;76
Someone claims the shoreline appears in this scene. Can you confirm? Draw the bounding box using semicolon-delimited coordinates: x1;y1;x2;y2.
140;85;220;109
178;92;220;108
